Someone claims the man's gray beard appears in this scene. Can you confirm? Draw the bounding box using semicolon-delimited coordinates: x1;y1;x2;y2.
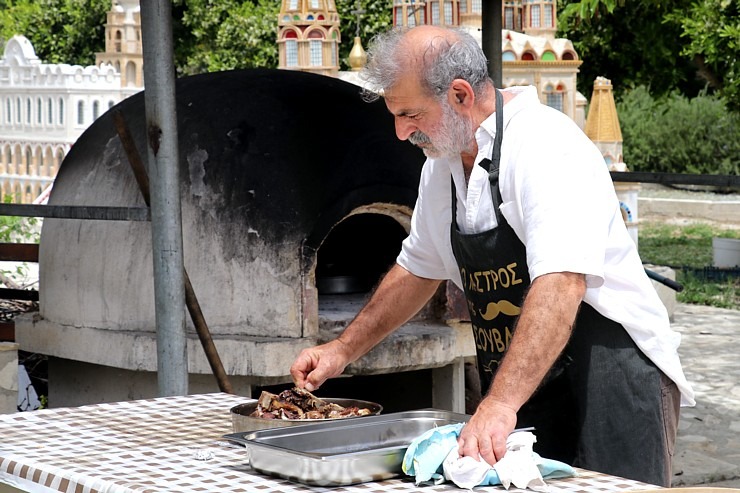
409;101;475;158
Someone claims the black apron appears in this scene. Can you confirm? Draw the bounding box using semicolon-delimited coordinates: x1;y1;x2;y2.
449;89;531;394
448;90;673;485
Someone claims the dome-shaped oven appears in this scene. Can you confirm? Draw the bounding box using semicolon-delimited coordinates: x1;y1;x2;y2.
39;68;424;340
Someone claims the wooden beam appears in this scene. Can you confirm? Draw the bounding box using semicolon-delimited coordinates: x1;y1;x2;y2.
0;243;39;262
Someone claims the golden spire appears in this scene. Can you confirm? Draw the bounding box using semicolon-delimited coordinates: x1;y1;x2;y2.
348;36;367;71
585;76;623;143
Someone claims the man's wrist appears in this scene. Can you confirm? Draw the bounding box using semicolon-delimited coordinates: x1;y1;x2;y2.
334;335;359;363
480;394;520;415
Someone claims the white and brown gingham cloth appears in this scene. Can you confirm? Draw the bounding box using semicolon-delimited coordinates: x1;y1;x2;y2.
0;393;659;493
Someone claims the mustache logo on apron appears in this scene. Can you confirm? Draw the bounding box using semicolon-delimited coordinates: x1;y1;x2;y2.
478;300;521;320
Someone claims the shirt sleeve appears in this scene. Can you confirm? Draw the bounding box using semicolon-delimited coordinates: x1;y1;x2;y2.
396;160;454;281
505;106;614;287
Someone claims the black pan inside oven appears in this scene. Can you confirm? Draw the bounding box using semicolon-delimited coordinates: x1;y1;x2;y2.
316;214;407;295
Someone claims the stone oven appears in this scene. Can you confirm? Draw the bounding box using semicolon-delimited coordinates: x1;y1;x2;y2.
17;69;473;410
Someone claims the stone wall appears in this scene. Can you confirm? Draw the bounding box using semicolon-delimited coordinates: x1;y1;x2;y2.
647;265;677;321
0;342;18;414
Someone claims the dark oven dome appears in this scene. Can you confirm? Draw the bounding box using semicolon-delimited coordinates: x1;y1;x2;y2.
40;68;425;339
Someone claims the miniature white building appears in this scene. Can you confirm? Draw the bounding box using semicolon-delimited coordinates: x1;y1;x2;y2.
0;1;143;204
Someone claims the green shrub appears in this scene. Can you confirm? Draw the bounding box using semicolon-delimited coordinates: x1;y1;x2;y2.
0;196;40;287
616;87;740;176
639;221;739;309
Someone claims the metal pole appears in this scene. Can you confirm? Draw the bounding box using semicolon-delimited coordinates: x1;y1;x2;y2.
140;0;188;396
481;0;503;88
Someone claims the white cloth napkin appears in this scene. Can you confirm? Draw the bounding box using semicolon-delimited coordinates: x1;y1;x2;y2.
493;432;550;491
403;423;576;491
442;449;492;489
442;431;548;491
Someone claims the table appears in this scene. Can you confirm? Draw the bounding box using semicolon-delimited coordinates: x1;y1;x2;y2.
0;393;658;493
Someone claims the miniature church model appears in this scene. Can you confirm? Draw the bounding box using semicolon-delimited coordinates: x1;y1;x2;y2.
585;76;639;245
95;0;143;89
277;0;342;77
393;0;461;27
585;76;623;167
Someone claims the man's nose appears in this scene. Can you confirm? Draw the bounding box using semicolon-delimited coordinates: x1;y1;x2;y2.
395;118;415;141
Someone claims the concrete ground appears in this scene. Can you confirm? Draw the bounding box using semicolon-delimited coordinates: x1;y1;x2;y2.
639;183;740;231
671;304;740;488
638;183;739;488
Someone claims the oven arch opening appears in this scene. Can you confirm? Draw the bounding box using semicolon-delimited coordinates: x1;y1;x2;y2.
310;205;449;334
316;212;408;296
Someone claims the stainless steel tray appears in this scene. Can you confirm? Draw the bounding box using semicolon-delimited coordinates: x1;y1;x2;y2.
224;408;471;486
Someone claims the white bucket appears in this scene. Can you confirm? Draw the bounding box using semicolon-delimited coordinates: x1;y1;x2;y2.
712;237;740;268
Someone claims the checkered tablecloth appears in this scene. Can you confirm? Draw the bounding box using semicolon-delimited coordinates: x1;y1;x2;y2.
0;393;658;493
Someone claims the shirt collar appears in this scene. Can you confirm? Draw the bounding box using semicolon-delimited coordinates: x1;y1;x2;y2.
474;85;538;166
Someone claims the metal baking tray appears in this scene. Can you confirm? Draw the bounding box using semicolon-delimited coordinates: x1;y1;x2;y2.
224;408;471;486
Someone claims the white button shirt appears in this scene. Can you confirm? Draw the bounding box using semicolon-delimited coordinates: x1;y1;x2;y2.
396;86;695;406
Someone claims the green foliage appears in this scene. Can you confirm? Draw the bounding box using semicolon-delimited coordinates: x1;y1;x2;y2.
616;86;740;175
665;0;740;112
559;0;740;111
560;0;623;20
1;0;736;117
676;272;738;309
335;0;392;70
175;0;280;74
0;0;110;66
0;199;39;244
0;197;40;287
638;221;739;309
175;0;391;74
558;0;703;101
639;222;739;267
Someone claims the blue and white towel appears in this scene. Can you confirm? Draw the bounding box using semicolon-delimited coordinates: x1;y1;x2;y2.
402;423;576;491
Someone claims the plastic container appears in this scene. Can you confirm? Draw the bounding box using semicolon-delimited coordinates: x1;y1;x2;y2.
712;237;740;268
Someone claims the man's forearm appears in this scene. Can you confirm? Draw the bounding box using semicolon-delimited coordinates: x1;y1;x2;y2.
337;263;442;362
484;272;586;411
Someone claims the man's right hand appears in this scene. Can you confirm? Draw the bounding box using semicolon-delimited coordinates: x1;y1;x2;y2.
290;265;441;391
290;339;353;391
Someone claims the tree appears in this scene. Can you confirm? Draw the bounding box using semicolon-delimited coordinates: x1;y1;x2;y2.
175;0;280;74
557;0;703;100
4;0;735;109
559;0;740;110
175;0;391;73
0;0;109;66
335;0;391;70
666;0;740;112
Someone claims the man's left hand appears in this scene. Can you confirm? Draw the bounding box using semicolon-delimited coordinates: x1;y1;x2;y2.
458;398;518;465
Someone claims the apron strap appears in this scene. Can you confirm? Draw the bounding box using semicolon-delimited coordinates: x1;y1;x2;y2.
476;88;506;220
451;88;506;227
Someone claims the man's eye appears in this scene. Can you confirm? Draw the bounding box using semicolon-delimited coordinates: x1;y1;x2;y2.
408;114;421;120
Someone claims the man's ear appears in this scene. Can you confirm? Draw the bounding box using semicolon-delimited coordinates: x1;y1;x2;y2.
447;79;475;111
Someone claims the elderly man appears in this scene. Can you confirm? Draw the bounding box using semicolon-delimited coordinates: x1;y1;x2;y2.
290;26;694;486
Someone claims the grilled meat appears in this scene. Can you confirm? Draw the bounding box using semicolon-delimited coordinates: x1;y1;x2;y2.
249;387;373;420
